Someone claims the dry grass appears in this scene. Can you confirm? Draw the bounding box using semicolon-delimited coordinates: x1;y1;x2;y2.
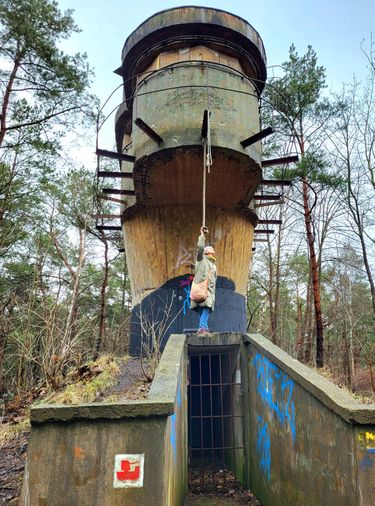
0;417;30;448
317;366;375;404
37;355;124;405
0;355;129;447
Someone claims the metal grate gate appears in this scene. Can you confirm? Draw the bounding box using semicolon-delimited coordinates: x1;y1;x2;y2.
188;348;244;474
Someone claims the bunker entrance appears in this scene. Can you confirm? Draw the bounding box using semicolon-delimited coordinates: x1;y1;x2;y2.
188;345;245;487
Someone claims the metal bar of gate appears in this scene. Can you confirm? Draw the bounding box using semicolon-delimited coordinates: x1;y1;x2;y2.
188;351;245;472
209;354;214;465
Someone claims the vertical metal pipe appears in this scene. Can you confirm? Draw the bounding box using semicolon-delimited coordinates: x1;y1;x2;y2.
218;352;225;468
188;356;192;471
209;353;214;466
229;351;236;475
199;354;204;463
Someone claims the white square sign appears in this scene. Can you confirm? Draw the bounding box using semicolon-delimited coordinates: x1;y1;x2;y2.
113;454;144;488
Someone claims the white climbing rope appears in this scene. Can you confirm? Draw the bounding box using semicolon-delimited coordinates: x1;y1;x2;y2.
202;111;212;228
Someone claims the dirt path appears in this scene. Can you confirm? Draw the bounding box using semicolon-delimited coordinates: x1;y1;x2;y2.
0;432;28;505
186;468;261;505
100;357;151;400
185;498;258;505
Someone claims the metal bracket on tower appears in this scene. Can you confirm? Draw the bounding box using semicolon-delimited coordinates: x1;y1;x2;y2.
253;194;281;200
201;110;210;139
102;188;135;196
96;148;135;163
257;219;282;225
261;155;299;167
261;179;292;186
135;117;163;145
97;171;133;179
96;225;122;231
241;126;274;148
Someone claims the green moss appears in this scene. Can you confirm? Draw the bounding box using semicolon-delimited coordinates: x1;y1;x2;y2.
37;355;124;405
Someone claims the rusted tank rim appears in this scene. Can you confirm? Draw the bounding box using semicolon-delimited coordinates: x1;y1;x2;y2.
121;204;258;227
118;6;267;100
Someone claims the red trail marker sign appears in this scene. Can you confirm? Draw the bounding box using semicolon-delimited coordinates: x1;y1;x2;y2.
113;454;144;488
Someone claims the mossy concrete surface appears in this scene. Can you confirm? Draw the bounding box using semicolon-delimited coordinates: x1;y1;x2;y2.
244;333;375;506
20;334;188;506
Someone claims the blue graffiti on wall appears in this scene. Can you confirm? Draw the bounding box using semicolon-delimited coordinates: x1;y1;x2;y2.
182;286;190;315
179;276;193;315
253;353;296;442
170;375;183;462
358;432;375;471
253;353;296;481
170;412;177;461
257;415;271;480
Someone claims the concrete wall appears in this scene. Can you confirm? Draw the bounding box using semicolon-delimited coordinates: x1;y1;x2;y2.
149;334;188;506
20;335;188;506
243;334;375;506
22;330;375;505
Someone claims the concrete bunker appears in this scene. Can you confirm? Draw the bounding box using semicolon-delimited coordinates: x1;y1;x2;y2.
21;332;375;505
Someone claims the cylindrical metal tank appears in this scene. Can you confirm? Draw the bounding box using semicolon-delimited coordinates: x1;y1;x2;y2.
115;7;267;353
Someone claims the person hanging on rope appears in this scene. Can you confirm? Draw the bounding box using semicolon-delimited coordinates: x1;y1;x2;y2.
190;226;217;335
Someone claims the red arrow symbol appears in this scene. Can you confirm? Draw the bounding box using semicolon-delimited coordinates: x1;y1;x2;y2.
116;460;141;481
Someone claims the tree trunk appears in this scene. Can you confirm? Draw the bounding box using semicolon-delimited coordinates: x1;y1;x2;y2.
0;55;21;147
345;135;375;330
303;275;314;363
343;327;352;389
266;237;277;344
95;236;109;358
0;317;9;393
358;231;375;319
63;228;86;348
296;298;304;361
273;217;282;346
368;359;375;393
302;177;324;367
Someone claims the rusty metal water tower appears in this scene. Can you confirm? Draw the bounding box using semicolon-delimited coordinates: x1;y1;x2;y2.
97;7;292;353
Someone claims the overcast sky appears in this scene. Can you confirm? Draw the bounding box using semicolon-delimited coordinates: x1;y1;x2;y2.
57;0;374;153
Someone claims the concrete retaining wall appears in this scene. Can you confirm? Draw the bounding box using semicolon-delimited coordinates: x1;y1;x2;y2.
20;335;188;506
149;334;188;506
244;334;375;506
21;331;375;505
